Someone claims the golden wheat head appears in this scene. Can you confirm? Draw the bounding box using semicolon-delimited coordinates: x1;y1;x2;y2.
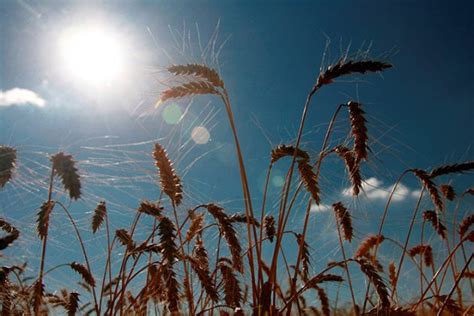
153;143;183;206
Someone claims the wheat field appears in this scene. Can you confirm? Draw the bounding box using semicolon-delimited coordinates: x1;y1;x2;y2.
0;54;473;316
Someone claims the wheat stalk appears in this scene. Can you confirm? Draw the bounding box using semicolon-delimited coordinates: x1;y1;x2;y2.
346;101;369;163
429;161;474;178
159;81;219;105
459;214;474;238
264;215;275;243
0;146;16;188
218;258;242;308
137;200;163;217
186;212;205;242
167;64;224;88
423;210;447;239
332;202;353;242
271;144;310;164
205;204;243;273
50;152;81;200
153;143;183;206
158;216;180;313
357;258;390;309
440;184;456;201
408;245;433;267
412;169;443;211
355;235;384;258
66;292;79;316
70;262;96;287
91;201;107;234
316;59;392;89
335;146;362;195
297;160;321;204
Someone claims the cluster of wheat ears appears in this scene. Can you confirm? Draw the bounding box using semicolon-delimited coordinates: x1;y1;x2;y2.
0;58;473;316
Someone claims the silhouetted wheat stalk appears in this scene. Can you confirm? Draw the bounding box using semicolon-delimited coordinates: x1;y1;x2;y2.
0;146;16;188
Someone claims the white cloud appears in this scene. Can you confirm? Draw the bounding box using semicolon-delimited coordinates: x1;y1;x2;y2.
0;88;46;107
342;177;418;202
310;203;332;213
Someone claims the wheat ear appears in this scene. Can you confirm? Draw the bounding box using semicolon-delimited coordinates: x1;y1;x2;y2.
167;64;224;88
50;152;81;200
0;146;16;188
316;59;392;89
271;144;310;163
153;143;183;206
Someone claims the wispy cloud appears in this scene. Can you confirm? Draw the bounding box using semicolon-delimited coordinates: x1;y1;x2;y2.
0;88;46;108
310;203;332;213
342;177;419;202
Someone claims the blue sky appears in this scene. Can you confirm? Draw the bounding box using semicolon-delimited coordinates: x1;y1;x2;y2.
1;0;473;306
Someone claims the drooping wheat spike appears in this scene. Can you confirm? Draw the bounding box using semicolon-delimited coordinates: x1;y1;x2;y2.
307;274;344;288
36;201;55;239
412;169;443;211
158;216;180;313
296;233;312;277
335;146;362;195
70;262;96;287
346;101;369;163
0;218;20;250
153;143;183;206
408;244;433;267
167;64;224;88
468;231;474;242
388;261;397;290
332;202;353;242
0;219;17;234
298;160;321;204
429;161;474;178
459;214;474;238
115;229;135;251
186;211;205;241
187;255;219;302
91;201;106;234
357;258;390;309
229;213;260;227
0;231;19;250
315;286;330;316
464;188;474;195
316;59;392;89
440;184;456;201
423;210;447;239
159;81;219;104
0;146;16;188
50;152;81;200
67;292;79;316
355;235;384;258
270;144;310;163
137;200;163;217
218;258;242;308
193;236;209;271
264;215;275;243
205;204;243;272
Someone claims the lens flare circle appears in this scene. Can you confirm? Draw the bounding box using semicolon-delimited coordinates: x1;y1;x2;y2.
191;126;210;145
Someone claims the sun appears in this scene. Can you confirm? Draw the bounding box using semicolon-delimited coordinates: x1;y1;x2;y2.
59;25;124;85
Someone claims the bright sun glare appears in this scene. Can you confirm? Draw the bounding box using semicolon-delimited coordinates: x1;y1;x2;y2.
59;25;124;84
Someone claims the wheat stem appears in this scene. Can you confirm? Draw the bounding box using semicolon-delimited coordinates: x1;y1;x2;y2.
34;166;55;316
56;201;99;314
